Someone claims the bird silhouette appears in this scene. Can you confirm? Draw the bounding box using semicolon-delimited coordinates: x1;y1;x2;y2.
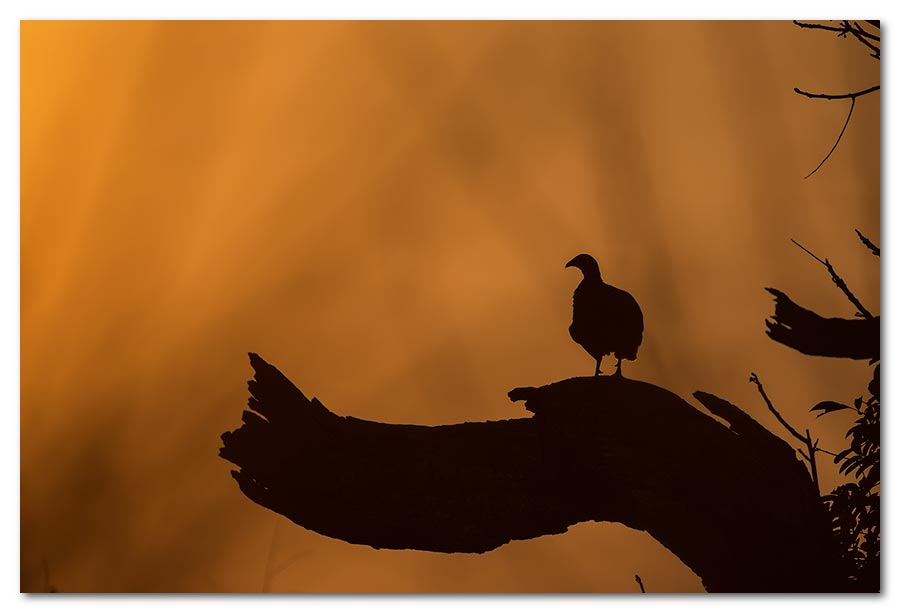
566;253;644;377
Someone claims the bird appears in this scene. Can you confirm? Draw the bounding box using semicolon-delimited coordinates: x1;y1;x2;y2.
565;253;644;377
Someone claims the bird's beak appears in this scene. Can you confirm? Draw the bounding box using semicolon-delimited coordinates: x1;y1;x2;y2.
565;257;577;268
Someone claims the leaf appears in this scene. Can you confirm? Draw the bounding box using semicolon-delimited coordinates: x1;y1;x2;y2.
810;400;850;417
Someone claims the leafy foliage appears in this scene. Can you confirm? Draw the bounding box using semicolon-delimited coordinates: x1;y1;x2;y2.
821;364;879;591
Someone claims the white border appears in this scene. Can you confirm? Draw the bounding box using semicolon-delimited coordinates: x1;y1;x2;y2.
4;1;896;612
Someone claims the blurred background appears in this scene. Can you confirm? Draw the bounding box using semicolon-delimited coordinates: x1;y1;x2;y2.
21;21;879;592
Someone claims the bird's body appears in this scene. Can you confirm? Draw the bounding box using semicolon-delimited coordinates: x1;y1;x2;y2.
566;254;643;377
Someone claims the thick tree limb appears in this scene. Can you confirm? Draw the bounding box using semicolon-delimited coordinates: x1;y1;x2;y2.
765;289;879;360
220;354;848;592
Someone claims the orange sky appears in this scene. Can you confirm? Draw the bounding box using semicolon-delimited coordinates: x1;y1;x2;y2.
20;21;879;592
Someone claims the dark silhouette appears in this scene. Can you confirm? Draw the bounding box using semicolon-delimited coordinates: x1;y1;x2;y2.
565;254;643;377
634;574;646;593
763;233;880;591
220;353;847;592
792;21;879;178
765;288;879;361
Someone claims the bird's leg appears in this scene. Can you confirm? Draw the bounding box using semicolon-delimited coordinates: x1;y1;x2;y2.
594;358;602;377
614;358;623;378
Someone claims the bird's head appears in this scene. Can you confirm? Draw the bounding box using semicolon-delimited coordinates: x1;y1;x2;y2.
565;253;601;279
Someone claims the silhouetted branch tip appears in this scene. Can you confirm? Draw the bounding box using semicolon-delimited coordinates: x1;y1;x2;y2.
844;21;880;58
749;372;805;444
750;373;821;492
792;20;880;52
793;20;846;34
764;288;879;360
855;229;880;256
790;239;873;319
635;574;646;593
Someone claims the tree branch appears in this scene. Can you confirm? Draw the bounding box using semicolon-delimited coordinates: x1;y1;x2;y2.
792;20;880;46
803;97;856;179
844;21;880;58
748;373;804;443
635;574;646;593
855;229;880;257
764;289;879;360
790;239;874;319
792;20;879;177
748;372;820;494
220;354;848;592
792;20;847;34
793;85;880;101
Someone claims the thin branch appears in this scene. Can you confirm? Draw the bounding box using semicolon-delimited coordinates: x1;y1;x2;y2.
749;373;820;494
855;229;880;256
847;21;880;42
793;20;847;34
803;97;855;179
794;19;879;42
792;20;879;177
635;574;646;593
790;238;826;265
790;239;874;319
843;21;880;58
794;85;880;100
749;373;805;444
806;429;820;492
801;445;839;459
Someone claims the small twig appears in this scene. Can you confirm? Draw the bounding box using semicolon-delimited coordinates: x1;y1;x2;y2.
806;429;820;491
790;239;874;319
749;373;820;494
635;574;646;593
855;229;880;256
790;238;827;265
846;20;880;42
793;85;880;101
844;21;880;58
793;20;880;43
802;445;839;459
749;373;804;443
792;20;847;34
802;97;855;179
792;20;879;175
792;87;877;178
